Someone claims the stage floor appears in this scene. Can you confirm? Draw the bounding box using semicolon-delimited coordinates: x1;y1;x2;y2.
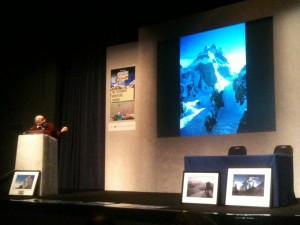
1;191;300;225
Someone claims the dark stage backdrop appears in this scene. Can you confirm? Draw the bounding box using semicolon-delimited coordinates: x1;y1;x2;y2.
0;43;106;193
57;45;106;192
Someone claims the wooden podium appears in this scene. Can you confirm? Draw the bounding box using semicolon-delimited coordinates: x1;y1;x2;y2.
14;134;58;196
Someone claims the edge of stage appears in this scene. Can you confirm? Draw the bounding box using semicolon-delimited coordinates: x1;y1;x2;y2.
1;191;300;225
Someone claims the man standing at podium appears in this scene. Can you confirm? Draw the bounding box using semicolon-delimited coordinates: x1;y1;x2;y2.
27;115;68;139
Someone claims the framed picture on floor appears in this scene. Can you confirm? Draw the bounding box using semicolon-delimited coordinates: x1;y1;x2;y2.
181;171;219;204
225;168;272;207
9;170;40;196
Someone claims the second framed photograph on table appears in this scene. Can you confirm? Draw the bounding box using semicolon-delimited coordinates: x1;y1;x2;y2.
181;171;219;204
225;168;272;207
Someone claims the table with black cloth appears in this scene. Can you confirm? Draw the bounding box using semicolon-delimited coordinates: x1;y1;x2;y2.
184;154;296;207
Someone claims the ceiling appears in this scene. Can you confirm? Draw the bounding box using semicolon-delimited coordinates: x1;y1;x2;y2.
1;0;244;57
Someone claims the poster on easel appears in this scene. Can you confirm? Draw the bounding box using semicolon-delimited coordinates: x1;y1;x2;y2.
109;66;136;131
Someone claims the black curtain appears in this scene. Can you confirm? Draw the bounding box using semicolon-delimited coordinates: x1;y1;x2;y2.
57;44;106;192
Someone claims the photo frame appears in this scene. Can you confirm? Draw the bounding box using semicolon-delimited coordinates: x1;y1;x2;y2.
225;168;272;207
182;171;219;204
9;170;40;196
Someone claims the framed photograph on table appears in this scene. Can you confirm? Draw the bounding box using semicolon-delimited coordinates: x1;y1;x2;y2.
9;170;40;196
181;171;219;204
225;168;272;207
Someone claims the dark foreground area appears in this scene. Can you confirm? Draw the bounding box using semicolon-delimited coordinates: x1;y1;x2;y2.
0;191;300;225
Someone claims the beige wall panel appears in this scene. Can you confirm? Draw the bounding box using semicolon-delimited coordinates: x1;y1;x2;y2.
106;0;300;197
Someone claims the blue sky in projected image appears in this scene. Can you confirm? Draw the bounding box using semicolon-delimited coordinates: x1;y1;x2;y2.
180;23;245;73
179;23;247;136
